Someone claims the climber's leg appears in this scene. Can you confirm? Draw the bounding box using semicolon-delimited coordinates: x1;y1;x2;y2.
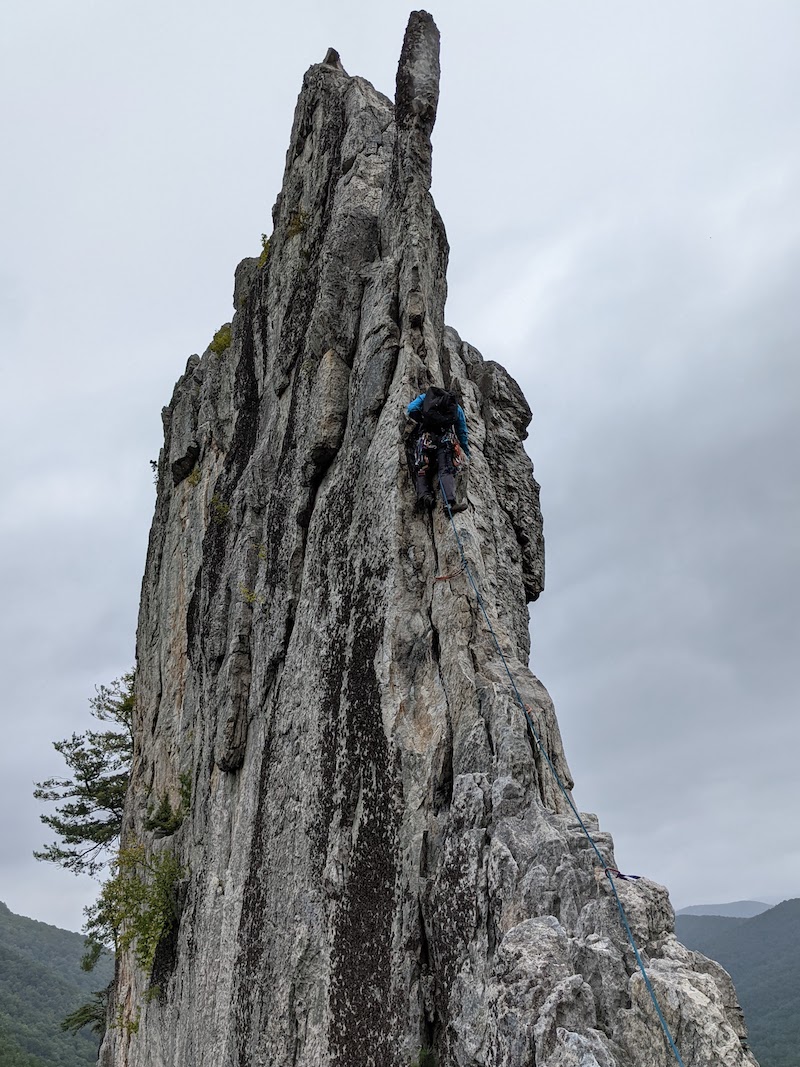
413;433;435;507
436;438;456;507
415;473;434;505
452;453;469;513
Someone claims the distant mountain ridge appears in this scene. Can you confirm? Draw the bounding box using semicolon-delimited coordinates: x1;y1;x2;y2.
0;900;113;1067
676;898;800;1067
677;899;770;918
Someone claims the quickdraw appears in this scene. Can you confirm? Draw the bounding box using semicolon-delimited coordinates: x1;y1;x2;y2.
433;561;466;582
605;867;642;882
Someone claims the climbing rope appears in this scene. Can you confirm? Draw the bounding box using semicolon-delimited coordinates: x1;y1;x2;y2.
437;477;686;1067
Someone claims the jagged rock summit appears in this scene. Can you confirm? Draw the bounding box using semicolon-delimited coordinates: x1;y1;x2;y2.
103;13;758;1067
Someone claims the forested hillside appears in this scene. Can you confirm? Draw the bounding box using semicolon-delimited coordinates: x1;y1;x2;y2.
676;898;800;1067
0;901;113;1067
676;900;770;918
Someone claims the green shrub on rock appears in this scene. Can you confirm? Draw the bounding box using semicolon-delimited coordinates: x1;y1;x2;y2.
209;324;232;355
286;209;308;237
411;1050;436;1067
83;843;184;975
145;773;192;835
210;495;230;523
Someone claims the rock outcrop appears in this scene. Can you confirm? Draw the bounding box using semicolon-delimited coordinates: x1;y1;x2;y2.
101;13;758;1067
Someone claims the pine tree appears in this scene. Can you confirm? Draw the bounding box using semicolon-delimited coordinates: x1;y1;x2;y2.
33;673;134;877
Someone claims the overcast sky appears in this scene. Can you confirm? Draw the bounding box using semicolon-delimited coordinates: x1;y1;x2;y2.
1;1;797;933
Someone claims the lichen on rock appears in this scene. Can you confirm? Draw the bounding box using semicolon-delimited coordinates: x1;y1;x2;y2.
101;12;759;1067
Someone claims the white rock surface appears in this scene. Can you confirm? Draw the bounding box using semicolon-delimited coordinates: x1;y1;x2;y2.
100;13;758;1067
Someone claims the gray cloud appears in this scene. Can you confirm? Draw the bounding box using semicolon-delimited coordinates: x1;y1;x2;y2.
1;0;798;929
464;156;800;907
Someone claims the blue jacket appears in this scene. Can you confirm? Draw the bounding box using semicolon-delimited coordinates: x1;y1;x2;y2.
407;393;470;455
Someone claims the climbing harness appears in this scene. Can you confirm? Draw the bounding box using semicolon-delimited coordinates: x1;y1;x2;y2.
436;476;686;1067
414;429;464;477
413;431;436;477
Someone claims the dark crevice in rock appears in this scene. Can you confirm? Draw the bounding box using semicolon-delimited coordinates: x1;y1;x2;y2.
478;686;495;758
231;707;281;1066
486;898;498;963
149;877;188;994
170;441;200;486
433;732;453;816
186;566;203;669
329;578;399;1066
222;314;260;493
430;619;440;663
417;898;440;1058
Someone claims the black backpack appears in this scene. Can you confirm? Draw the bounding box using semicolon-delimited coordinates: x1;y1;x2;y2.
421;387;458;432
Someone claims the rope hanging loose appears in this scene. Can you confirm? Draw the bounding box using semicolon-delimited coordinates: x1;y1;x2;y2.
436;477;686;1067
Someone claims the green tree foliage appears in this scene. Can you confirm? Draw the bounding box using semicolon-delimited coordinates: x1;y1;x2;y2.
61;987;110;1038
209;324;232;354
0;902;113;1066
0;1020;45;1067
411;1050;437;1067
32;673;189;1037
144;773;191;836
83;843;183;974
0;903;112;993
32;675;133;1040
33;674;134;877
676;899;800;1067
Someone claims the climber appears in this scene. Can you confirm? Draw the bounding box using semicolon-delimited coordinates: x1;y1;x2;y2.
406;386;470;511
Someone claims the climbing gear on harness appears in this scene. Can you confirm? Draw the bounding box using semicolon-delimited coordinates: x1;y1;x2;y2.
451;435;468;471
436;475;686;1067
414;431;437;475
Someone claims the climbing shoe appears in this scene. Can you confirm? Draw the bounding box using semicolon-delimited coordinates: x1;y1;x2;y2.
447;499;468;514
418;492;435;510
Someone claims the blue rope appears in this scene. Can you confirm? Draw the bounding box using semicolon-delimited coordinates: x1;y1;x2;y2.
437;477;685;1067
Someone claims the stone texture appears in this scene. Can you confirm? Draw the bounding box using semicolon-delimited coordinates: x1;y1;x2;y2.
101;13;759;1067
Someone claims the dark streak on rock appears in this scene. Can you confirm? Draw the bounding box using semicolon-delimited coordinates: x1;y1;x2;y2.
329;563;400;1067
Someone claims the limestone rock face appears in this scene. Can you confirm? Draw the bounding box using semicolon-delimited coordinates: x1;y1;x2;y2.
102;13;758;1067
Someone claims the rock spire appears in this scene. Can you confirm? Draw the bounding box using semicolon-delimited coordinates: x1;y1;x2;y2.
101;12;758;1067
